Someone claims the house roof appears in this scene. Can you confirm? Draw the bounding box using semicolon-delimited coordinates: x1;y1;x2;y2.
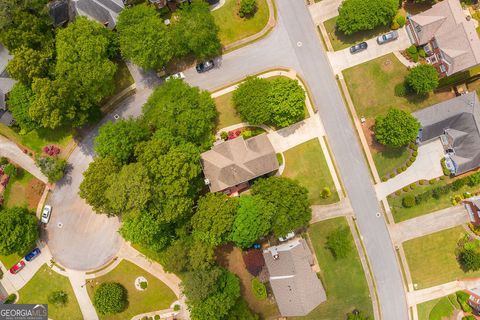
414;92;480;175
49;0;70;27
74;0;122;29
262;239;326;317
200;134;279;192
0;110;14;126
409;0;480;75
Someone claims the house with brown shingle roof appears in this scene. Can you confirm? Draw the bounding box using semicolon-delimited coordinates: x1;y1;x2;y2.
200;134;279;193
263;239;326;317
406;0;480;77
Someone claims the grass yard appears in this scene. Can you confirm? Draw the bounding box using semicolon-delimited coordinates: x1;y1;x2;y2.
373;146;411;178
0;124;73;156
3;169;44;210
18;264;83;320
343;53;454;119
282;139;339;205
212;0;270;46
214;91;242;130
297;218;373;319
403;226;480;289
417;295;460;320
86;260;177;320
323;16;391;51
112;59;134;96
0;252;22;270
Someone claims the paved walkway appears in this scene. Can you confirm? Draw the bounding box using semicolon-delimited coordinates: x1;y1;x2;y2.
407;278;480;306
389;205;469;245
67;270;99;320
375;139;445;199
308;0;342;24
267;117;324;152
327;27;411;74
311;198;352;223
0;136;47;183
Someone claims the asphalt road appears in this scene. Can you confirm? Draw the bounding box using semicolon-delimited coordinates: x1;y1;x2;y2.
186;0;408;318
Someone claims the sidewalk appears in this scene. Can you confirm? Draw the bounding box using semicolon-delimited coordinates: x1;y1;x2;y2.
67;270;99;320
407;278;480;306
311;198;352;223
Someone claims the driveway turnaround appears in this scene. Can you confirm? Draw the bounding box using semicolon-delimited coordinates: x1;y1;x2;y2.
375;139;445;199
308;0;342;24
327;27;411;74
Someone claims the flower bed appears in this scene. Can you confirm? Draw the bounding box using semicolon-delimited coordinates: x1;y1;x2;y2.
380;142;418;182
221;126;266;141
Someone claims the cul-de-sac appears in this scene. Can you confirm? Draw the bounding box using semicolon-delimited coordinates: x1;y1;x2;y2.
4;0;480;319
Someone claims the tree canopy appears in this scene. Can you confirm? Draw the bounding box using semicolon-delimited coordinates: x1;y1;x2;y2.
336;0;398;35
230;196;274;248
0;207;38;255
142;80;217;148
117;5;173;70
374;108;420;147
252;177;311;237
406;64;439;95
93;282;128;315
36;156;67;182
233;77;305;128
94;118;150;164
7;46;51;85
192;193;239;246
7;83;37;133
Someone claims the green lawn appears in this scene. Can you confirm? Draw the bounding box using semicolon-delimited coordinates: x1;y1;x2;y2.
18;264;83;320
0;252;23;270
417;296;459;320
343;53;454;119
3;169;42;210
373;146;410;178
214;91;242;130
403;226;480;289
323;16;391;51
0;124;73;156
283;139;339;205
112;59;134;96
297;218;373;319
86;260;177;320
212;0;270;46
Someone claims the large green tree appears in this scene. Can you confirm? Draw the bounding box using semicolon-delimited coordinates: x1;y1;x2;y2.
142;80;217;148
94;119;150;164
7;83;37;133
93;282;127;315
171;1;221;60
230;196;274;248
117;4;173;70
0;207;38;255
406;64;439;95
191;193;239;246
79;157;120;215
36;156;67;182
104;162;152;215
269;78;305;127
374;108;420;147
7;46;51;85
336;0;398;35
233;77;271;125
252;177;311;237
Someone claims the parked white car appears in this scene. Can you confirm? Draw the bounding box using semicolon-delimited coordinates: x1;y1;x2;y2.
41;205;52;224
278;232;295;242
165;72;185;81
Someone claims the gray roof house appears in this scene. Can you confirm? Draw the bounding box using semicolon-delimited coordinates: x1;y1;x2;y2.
0;45;16;126
263;239;326;317
49;0;71;27
200;134;279;193
73;0;124;29
414;92;480;175
406;0;480;76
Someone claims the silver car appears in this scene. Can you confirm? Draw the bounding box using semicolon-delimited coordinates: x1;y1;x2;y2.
377;31;399;44
165;72;185;81
41;205;52;224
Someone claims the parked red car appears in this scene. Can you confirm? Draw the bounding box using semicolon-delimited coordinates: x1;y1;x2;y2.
10;261;25;274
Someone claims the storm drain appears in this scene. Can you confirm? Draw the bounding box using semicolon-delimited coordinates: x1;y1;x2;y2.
57;222;63;229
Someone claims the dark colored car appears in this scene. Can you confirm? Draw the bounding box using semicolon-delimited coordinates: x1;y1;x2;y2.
195;60;215;73
25;248;41;262
10;261;26;274
350;42;368;54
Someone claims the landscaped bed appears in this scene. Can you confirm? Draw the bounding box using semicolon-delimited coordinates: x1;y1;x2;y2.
18;264;83;320
323;16;391;51
212;0;270;47
86;260;177;320
298;218;373;319
282;139;339;205
403;226;480;289
417;295;460;320
3;169;44;210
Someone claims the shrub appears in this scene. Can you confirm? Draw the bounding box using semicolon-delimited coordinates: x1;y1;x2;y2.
402;195;416;208
419;48;426;58
396;15;406;27
394;82;408;97
4;293;16;304
402;165;407;171
462;316;475;320
140;281;148;290
321;187;332;199
409;156;416;163
441;158;451;176
429;179;436;184
407;45;418;55
459;249;480;272
402;186;409;192
452;178;466;191
3;163;17;177
419;179;426;185
397;167;403;174
382;176;388;182
173;305;180;312
326;226;352;259
220;131;228;140
391;20;400;30
36;156;67;182
239;0;256;18
457;291;473;312
93;282;128;315
412;150;418;156
48;290;68;307
415;190;433;204
347;309;370;320
395;190;402;196
390;172;396;178
409;183;417;190
467;172;480;186
0;157;8;165
468;223;480;236
406;64;439;95
406;160;412;167
251;278;267;300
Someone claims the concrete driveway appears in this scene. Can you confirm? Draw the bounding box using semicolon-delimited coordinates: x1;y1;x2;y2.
308;0;342;24
375;139;445;199
327;27;411;74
